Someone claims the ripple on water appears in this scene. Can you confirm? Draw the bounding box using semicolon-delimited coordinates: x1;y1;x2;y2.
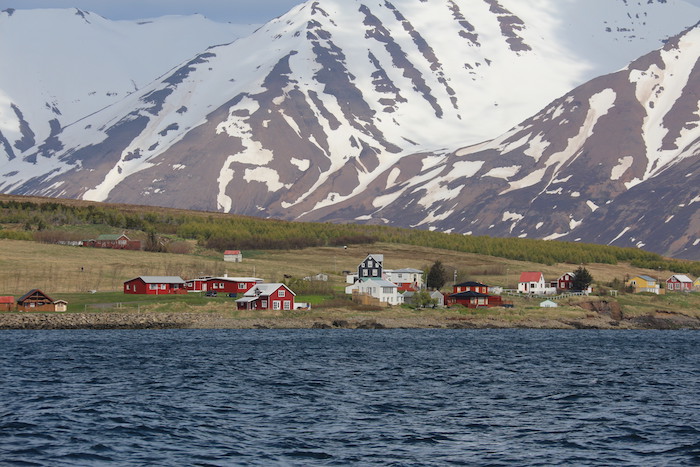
0;329;697;465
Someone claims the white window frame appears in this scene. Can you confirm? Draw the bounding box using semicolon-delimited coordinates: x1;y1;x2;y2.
273;300;281;310
283;301;291;310
278;289;285;298
238;283;246;290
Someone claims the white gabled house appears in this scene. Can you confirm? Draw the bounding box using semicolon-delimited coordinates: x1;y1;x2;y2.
345;278;404;305
518;272;556;295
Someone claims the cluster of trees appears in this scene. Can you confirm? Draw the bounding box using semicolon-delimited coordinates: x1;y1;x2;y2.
1;197;699;275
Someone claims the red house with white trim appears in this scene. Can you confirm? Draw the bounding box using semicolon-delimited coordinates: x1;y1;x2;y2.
124;276;186;295
185;276;262;294
666;275;693;292
236;283;295;311
557;272;575;291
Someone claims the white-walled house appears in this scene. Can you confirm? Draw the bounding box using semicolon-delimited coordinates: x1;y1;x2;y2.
345;278;404;305
384;268;424;290
518;272;556;295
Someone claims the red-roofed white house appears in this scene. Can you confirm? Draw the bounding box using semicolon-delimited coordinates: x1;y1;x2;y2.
224;250;242;262
666;275;693;292
518;272;555;295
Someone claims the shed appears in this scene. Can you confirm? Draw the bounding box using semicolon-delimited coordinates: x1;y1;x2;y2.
540;300;558;308
0;296;15;312
224;250;243;262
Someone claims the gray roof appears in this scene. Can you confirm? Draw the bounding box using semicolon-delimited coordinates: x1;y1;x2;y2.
389;268;423;274
243;283;295;297
359;278;397;288
133;276;185;284
669;274;693;283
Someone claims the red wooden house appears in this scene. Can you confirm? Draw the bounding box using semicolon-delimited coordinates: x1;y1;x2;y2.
666;275;693;292
449;291;504;308
185;276;262;294
453;281;489;294
557;272;575;291
236;283;295;311
123;276;186;295
0;296;15;311
16;289;64;312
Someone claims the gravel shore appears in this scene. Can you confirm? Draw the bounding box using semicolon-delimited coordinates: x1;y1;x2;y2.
1;308;699;330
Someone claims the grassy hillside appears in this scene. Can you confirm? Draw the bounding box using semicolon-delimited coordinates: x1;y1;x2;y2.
1;194;699;276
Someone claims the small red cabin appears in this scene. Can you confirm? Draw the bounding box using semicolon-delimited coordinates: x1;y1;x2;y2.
0;296;15;311
236;283;295;311
16;289;65;312
124;276;186;295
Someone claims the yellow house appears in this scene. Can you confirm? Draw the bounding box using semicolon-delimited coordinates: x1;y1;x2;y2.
626;275;661;294
695;277;700;291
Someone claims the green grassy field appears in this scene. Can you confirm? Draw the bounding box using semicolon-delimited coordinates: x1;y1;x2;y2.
1;237;698;318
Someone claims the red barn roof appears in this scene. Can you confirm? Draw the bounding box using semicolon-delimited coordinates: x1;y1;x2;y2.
0;296;14;304
224;250;241;255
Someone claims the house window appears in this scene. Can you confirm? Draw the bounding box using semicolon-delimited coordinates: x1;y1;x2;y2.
278;289;285;297
126;284;130;290
238;283;246;289
149;284;157;290
368;260;373;267
372;270;378;276
382;287;393;294
219;283;224;289
160;284;166;290
273;301;281;310
283;301;291;310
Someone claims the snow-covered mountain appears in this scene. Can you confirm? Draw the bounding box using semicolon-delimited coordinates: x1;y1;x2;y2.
0;8;256;162
321;23;700;259
0;0;698;259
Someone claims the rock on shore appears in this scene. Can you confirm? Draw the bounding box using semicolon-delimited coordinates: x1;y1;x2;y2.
1;307;699;330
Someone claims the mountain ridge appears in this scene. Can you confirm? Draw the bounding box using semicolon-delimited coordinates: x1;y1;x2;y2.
0;0;698;259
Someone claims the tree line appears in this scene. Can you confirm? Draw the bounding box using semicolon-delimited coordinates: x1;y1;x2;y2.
0;197;699;276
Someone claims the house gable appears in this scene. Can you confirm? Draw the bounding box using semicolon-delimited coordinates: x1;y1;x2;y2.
358;254;384;279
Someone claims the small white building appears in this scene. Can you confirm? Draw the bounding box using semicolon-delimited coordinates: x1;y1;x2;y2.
224;250;242;262
540;299;558;308
345;278;404;305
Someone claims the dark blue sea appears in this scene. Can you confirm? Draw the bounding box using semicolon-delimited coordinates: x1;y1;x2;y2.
0;329;698;466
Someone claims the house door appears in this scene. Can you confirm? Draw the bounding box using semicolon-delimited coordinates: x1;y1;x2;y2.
202;284;207;291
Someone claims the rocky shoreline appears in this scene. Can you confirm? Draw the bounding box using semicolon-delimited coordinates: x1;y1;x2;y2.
1;308;699;330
